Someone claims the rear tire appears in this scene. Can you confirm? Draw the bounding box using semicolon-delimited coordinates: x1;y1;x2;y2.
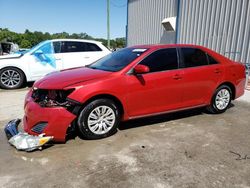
0;67;25;89
206;85;232;114
77;99;120;139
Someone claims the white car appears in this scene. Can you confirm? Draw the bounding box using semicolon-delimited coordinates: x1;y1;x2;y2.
0;39;111;89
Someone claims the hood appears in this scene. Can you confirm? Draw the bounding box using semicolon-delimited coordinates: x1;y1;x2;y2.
0;53;23;60
34;67;111;89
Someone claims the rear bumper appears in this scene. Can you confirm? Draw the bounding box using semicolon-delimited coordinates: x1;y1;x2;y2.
235;78;246;99
23;91;76;142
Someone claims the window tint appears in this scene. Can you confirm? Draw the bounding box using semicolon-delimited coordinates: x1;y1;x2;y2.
85;43;102;51
61;41;85;53
61;41;102;53
180;48;208;68
139;48;178;72
207;54;218;64
53;42;62;53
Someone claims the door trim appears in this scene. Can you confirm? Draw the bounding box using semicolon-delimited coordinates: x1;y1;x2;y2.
128;104;206;120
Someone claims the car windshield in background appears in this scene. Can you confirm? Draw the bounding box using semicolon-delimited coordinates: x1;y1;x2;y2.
28;41;49;53
15;49;30;55
88;48;148;72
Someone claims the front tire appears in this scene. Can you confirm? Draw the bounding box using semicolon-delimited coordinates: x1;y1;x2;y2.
0;67;25;89
77;99;120;139
206;85;232;114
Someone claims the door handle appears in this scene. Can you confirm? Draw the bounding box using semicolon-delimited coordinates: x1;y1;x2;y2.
214;68;222;73
55;58;61;60
84;56;90;59
172;74;182;80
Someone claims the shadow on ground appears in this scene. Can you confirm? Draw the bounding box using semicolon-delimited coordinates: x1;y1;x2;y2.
74;103;236;140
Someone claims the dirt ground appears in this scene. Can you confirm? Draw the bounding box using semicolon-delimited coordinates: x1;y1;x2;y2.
0;88;250;188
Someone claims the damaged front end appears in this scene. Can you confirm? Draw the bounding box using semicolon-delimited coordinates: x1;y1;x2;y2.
24;88;79;141
4;119;53;151
31;87;81;115
4;88;80;151
32;88;75;108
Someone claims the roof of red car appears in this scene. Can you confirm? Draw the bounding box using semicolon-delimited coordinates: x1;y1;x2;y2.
130;44;203;49
129;44;233;64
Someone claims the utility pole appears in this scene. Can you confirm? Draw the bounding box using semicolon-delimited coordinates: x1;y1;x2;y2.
107;0;110;49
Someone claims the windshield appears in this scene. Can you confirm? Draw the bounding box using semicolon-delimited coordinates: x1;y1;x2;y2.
15;49;29;55
30;41;48;52
16;40;49;55
88;48;148;72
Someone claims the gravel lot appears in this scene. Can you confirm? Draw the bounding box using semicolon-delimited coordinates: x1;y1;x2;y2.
0;88;250;188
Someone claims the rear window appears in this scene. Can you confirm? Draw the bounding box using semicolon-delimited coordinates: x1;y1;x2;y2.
180;48;208;68
61;41;102;53
207;54;219;64
85;43;102;51
61;41;84;53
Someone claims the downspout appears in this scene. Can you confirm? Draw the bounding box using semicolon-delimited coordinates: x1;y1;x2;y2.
107;0;110;49
175;0;181;44
126;0;129;47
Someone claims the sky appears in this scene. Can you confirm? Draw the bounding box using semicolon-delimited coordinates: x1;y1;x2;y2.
0;0;127;39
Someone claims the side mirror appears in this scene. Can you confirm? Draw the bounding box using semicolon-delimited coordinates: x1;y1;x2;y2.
134;65;150;74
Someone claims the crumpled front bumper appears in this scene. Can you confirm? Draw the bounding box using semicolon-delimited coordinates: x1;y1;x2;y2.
4;119;20;140
4;90;78;151
23;91;77;142
4;119;53;151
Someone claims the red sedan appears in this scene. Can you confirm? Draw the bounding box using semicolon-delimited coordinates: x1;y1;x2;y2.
23;44;246;142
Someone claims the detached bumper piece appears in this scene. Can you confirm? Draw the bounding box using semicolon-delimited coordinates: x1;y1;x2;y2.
4;119;53;152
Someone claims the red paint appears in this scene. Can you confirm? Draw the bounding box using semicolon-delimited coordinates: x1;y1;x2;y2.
23;44;246;142
23;90;76;142
134;64;150;74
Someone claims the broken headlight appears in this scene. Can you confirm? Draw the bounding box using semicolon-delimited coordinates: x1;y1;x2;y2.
32;88;75;108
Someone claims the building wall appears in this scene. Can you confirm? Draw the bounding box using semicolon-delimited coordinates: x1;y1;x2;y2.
127;0;250;64
127;0;177;46
178;0;250;64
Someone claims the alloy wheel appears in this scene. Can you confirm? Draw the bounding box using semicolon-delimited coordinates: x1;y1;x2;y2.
215;89;230;110
0;69;21;88
87;105;116;135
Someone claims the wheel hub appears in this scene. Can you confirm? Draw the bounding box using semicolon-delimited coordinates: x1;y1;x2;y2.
0;70;21;88
87;105;115;135
215;89;230;110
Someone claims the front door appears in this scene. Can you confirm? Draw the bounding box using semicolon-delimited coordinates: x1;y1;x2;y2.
126;48;184;117
28;41;62;80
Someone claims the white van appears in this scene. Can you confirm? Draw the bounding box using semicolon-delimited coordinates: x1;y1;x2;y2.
0;39;110;89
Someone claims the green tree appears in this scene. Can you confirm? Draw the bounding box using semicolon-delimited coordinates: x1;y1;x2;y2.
20;39;32;48
0;28;126;50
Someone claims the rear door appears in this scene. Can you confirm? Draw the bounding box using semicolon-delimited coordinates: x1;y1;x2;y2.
179;47;222;107
126;48;184;117
61;41;107;69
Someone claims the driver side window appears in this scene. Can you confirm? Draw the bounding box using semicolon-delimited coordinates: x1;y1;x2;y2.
139;48;178;72
36;42;54;54
33;42;56;67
